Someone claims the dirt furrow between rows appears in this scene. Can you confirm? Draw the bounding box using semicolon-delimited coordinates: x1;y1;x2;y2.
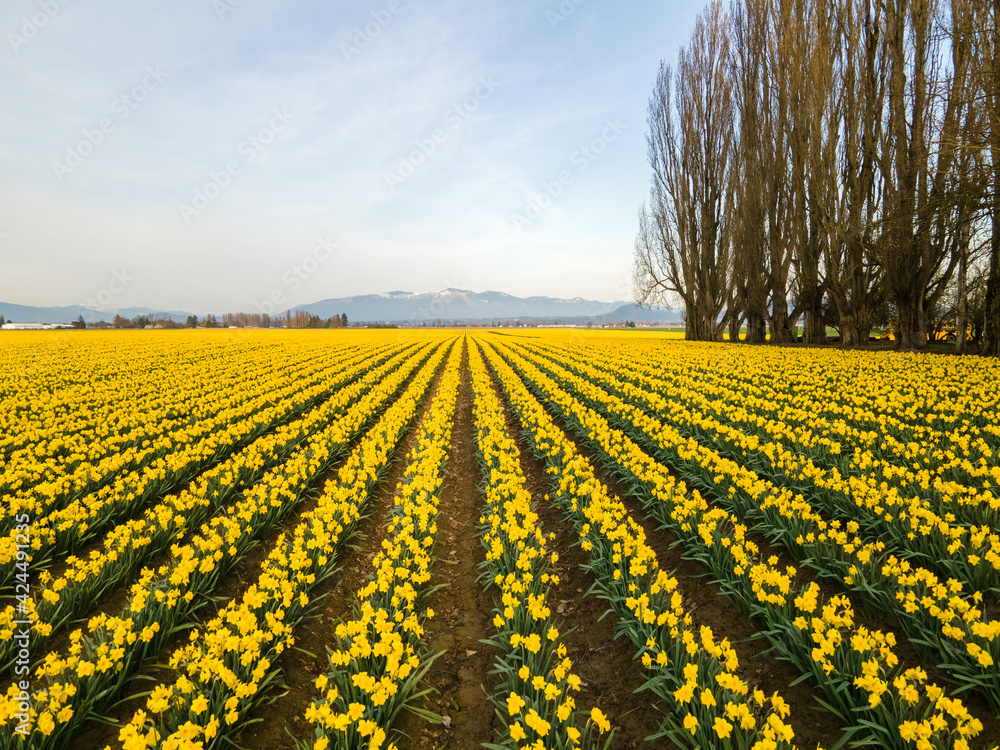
234;346;454;750
482;341;844;750
489;378;670;748
395;339;500;750
67;348;447;750
499;340;1000;745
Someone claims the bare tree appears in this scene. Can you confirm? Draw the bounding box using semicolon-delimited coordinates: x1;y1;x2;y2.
730;0;771;343
974;0;1000;356
639;0;988;351
634;0;735;341
762;0;805;343
789;0;835;344
875;0;980;349
808;0;887;346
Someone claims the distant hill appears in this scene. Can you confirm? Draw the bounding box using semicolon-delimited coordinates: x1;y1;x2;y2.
593;303;679;324
293;289;678;324
0;290;678;326
0;302;189;325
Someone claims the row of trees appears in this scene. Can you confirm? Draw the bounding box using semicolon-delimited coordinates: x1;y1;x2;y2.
634;0;1000;354
209;312;346;328
284;310;349;328
78;311;350;329
183;311;350;328
110;314;178;329
178;311;350;329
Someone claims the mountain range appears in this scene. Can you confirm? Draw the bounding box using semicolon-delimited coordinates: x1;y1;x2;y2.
0;302;191;325
0;290;678;325
290;289;677;324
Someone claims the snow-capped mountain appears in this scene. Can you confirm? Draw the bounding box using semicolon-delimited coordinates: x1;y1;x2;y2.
0;290;677;326
292;289;676;323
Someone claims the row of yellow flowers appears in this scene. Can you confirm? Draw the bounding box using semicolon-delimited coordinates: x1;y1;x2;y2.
509;340;1000;709
0;335;294;505
477;338;798;750
0;342;423;671
489;338;990;749
550;339;999;533
692;503;986;750
0;343;393;589
577;335;1000;494
114;338;461;750
533;337;997;547
0;333;155;468
467;340;606;750
0;339;369;541
0;341;447;750
300;338;463;750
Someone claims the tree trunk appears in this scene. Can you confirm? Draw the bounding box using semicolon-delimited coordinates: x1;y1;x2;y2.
895;296;928;350
700;300;724;342
957;234;968;354
984;228;1000;356
799;248;825;344
725;309;743;342
985;7;1000;358
803;305;823;344
768;307;793;344
746;313;767;344
768;266;793;344
840;315;866;347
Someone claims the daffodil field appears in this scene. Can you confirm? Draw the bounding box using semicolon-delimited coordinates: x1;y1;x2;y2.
1;329;999;750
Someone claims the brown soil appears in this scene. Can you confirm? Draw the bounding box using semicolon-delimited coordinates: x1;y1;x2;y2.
44;337;1000;750
39;402;312;583
495;341;1000;749
491;374;669;748
393;340;502;749
68;349;446;750
68;455;346;750
233;347;452;750
515;344;1000;744
39;351;404;597
481;342;844;750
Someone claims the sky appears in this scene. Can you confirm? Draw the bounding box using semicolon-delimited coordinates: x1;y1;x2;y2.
0;0;703;314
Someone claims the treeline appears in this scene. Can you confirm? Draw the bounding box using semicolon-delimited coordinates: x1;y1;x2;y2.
87;311;350;329
282;310;350;328
633;0;1000;354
